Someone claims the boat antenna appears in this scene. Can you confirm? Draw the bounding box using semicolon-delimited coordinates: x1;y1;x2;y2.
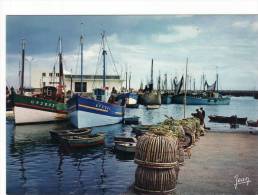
125;70;128;91
102;31;107;89
80;33;84;92
129;72;131;90
20;39;26;95
216;66;219;92
184;57;188;119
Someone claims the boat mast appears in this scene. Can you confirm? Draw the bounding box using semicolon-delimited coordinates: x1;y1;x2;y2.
80;35;84;92
151;59;154;90
216;67;219;92
157;71;161;91
184;57;188;118
20;39;25;95
164;73;168;92
129;72;131;91
102;32;107;89
59;37;64;86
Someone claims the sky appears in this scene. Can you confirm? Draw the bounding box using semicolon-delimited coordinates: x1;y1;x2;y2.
6;15;258;90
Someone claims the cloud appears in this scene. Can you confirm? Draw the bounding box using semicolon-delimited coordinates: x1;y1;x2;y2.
152;25;201;44
251;21;258;32
232;20;250;28
232;20;258;32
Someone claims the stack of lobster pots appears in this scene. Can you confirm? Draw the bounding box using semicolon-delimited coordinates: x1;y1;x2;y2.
134;128;179;194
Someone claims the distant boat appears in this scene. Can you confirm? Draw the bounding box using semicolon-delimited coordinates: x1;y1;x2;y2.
13;38;67;124
116;92;139;108
141;92;161;106
126;93;139;108
208;115;247;125
140;59;161;106
172;93;230;105
161;93;172;104
67;32;125;128
247;120;258;127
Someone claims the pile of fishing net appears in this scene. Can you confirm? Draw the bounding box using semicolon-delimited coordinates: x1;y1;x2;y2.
160;119;185;139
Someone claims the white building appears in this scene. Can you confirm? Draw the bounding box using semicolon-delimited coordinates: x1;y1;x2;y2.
32;71;124;93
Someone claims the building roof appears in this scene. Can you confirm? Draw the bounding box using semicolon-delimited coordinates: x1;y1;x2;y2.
64;75;121;80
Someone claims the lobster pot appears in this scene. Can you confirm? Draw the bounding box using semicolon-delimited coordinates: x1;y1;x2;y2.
135;166;177;193
178;146;185;164
134;133;178;194
183;126;196;145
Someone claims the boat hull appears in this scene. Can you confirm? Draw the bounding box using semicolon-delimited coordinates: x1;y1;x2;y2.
141;92;161;105
115;143;136;153
61;134;105;148
13;94;67;124
208;115;247;124
172;95;230;105
161;94;172;104
68;95;124;128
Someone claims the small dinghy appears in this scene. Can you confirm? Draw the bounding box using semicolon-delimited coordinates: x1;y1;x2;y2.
123;116;140;125
131;124;159;136
114;136;137;143
114;136;137;153
247;120;258;127
50;128;92;140
146;105;160;110
60;133;105;148
208;115;247;125
115;142;136;153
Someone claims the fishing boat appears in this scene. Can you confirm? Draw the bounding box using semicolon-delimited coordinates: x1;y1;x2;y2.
161;93;172;104
140;59;161;106
126;93;139;108
116;92;139;108
172;93;230;105
67;33;125;128
49;128;92;140
172;72;230;105
247;120;258;127
208;115;247;125
13;39;67;124
114;136;137;153
60;133;105;148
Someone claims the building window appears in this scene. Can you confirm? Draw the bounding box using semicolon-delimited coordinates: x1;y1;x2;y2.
56;73;59;77
49;73;53;77
43;82;46;87
75;82;87;92
42;72;46;77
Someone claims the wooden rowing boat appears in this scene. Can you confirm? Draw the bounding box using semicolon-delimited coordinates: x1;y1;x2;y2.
208;115;247;125
115;142;136;153
247;120;258;127
49;128;92;140
60;133;105;148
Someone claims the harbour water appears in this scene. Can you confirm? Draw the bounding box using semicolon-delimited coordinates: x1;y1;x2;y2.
6;97;258;195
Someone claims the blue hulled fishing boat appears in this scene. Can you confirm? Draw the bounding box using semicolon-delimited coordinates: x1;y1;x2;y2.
68;33;125;128
172;93;230;105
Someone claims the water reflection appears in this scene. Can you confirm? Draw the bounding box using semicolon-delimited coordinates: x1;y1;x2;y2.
7;97;258;194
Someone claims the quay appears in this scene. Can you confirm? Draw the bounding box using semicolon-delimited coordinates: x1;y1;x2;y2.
177;131;258;195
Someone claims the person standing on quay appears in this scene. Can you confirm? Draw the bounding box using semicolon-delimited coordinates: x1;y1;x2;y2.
200;107;205;127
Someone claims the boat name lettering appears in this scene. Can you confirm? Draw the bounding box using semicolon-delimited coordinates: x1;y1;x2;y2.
96;104;110;111
30;100;55;108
